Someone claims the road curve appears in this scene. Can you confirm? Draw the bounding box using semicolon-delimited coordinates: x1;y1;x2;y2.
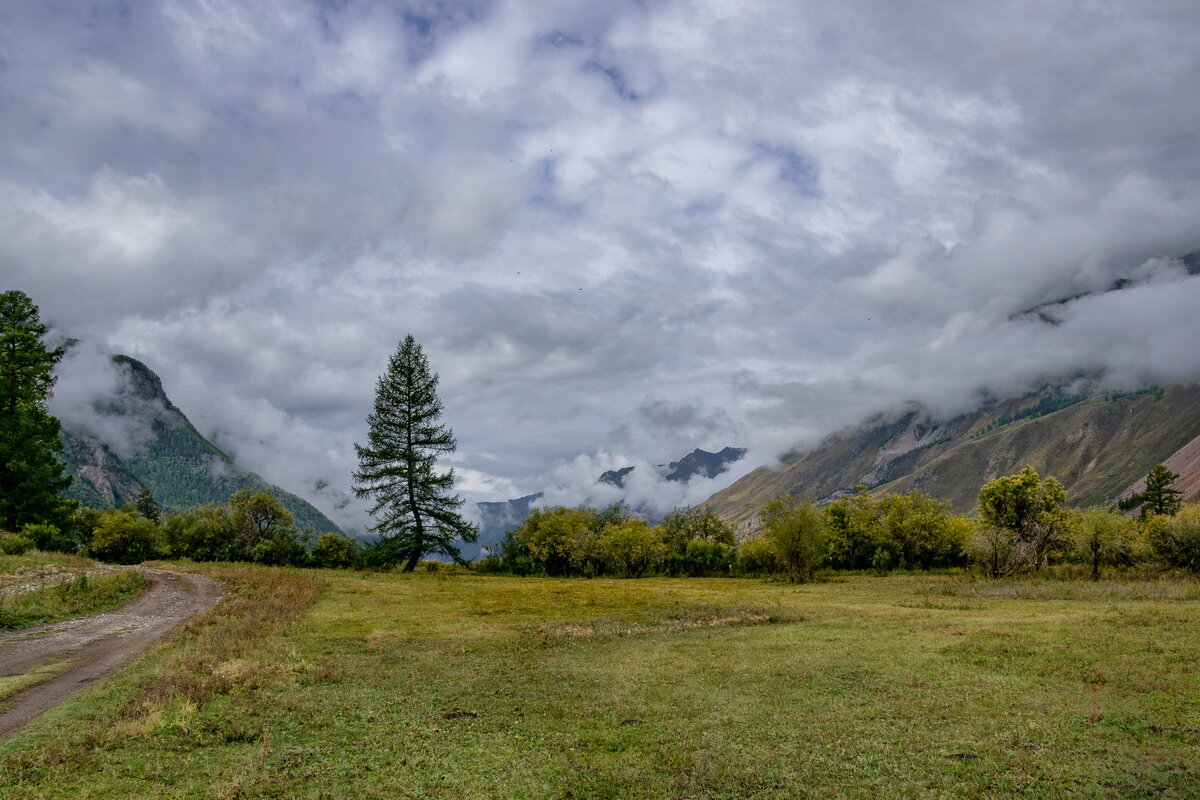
0;568;222;739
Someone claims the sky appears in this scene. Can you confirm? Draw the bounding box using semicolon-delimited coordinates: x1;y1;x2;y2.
4;1;1200;533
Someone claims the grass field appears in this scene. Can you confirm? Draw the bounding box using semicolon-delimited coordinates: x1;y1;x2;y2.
1;568;1198;798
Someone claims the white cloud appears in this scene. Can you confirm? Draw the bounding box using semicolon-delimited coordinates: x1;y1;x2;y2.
4;0;1200;520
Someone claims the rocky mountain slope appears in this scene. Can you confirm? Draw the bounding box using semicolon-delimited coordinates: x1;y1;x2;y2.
704;384;1200;528
61;355;342;535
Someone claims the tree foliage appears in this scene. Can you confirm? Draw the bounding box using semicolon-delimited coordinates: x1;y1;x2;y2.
1070;507;1134;580
354;335;477;571
976;466;1069;576
310;532;361;569
88;508;162;564
0;290;73;530
1138;464;1183;518
826;486;968;571
599;519;667;577
759;496;828;583
1144;504;1200;572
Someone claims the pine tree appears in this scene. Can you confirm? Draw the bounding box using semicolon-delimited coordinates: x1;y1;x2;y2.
1139;464;1182;517
353;335;477;571
0;290;73;530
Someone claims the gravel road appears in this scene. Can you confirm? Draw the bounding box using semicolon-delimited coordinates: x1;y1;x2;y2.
0;568;222;739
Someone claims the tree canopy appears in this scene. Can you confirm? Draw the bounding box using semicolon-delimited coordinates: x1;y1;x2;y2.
0;290;73;530
1139;464;1183;517
976;465;1069;575
353;335;477;571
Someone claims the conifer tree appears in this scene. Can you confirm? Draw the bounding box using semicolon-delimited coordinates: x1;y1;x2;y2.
353;335;477;571
1139;464;1183;517
0;290;73;530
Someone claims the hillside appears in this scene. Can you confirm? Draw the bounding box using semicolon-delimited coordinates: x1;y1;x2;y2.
1116;430;1200;508
61;355;342;535
704;384;1200;528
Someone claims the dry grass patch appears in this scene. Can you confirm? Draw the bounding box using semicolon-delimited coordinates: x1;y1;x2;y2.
0;564;323;787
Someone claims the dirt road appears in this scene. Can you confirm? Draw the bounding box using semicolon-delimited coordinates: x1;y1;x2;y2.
0;568;222;739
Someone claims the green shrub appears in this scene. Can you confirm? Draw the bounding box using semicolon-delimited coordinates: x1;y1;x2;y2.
0;532;34;555
250;534;306;566
22;523;80;553
1069;507;1135;579
88;510;162;565
735;535;781;576
163;508;231;562
666;538;735;576
599;519;667;577
1144;504;1200;572
759;496;828;583
657;507;736;557
309;532;360;569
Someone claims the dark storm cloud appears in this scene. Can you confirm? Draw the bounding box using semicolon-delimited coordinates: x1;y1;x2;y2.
4;0;1200;520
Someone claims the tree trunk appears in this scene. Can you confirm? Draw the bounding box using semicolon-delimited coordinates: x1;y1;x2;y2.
402;549;422;573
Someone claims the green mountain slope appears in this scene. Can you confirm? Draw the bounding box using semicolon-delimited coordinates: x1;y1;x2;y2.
62;355;342;535
705;384;1200;527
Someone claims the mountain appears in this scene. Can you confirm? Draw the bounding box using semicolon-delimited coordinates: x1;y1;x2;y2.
703;384;1200;529
665;447;747;482
599;447;747;489
463;446;747;560
1115;430;1200;509
61;354;342;535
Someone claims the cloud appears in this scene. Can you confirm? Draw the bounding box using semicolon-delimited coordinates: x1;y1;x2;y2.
4;0;1200;522
50;344;164;459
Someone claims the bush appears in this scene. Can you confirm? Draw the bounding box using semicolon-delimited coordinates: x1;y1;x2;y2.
88;510;162;565
250;535;306;566
513;506;601;576
976;466;1070;574
21;523;77;554
666;538;735;576
759;497;828;583
736;535;781;576
309;532;360;569
599;519;667;577
657;507;736;557
876;492;970;569
1069;507;1135;579
1144;504;1200;572
0;532;34;555
163;508;231;562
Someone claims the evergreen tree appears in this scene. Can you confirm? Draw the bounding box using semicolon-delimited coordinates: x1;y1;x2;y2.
134;488;163;522
1139;464;1182;517
0;290;73;530
353;335;477;571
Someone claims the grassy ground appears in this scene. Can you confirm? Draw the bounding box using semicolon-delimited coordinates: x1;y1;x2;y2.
0;550;98;589
0;552;150;630
1;569;1197;799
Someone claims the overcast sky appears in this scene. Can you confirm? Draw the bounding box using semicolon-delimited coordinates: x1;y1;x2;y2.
5;1;1200;531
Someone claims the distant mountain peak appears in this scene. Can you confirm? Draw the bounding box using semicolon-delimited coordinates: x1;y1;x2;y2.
599;466;635;488
664;447;748;482
61;352;343;534
598;447;747;489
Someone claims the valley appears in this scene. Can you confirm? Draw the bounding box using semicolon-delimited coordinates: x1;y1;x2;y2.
1;567;1196;798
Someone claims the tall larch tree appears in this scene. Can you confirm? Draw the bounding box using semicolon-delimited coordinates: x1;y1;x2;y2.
0;290;73;530
353;335;477;571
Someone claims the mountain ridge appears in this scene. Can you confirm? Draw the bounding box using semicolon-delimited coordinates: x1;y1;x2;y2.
703;384;1200;528
61;354;343;535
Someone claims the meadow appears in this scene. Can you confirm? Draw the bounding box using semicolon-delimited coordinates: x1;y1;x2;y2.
1;566;1198;799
